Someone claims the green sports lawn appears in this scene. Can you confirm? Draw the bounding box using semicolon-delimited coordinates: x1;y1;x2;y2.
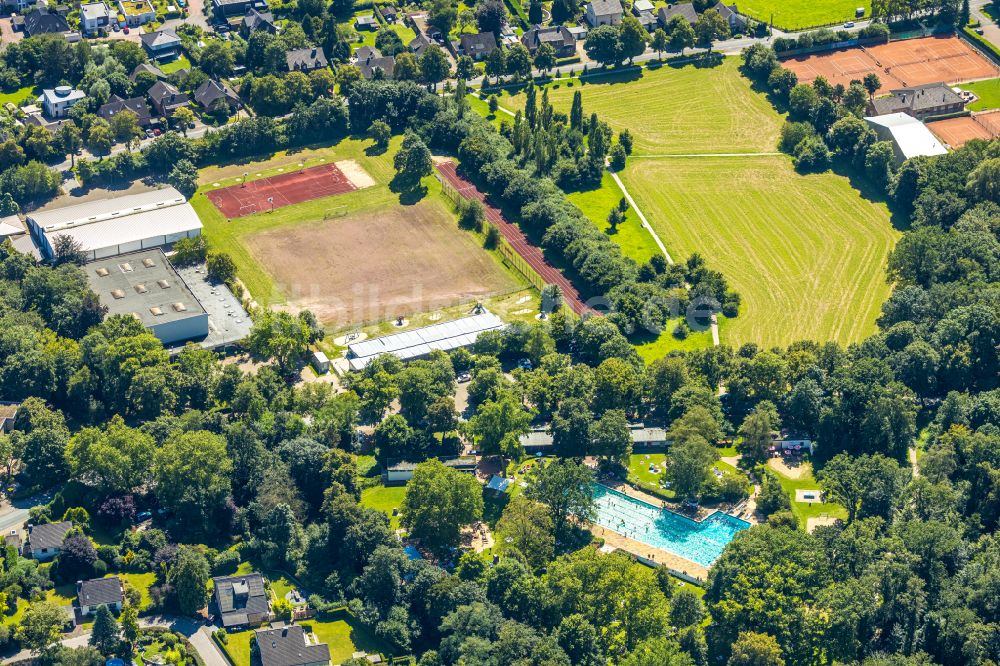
621;156;897;348
737;0;870;29
963;77;1000;111
500;58;784;156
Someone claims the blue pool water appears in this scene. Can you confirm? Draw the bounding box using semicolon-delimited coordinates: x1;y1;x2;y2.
591;485;750;566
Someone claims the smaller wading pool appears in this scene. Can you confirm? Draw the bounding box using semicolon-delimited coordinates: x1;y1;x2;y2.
591;485;750;567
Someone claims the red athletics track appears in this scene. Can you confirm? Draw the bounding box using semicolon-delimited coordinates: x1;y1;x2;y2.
206;163;356;218
436;161;590;315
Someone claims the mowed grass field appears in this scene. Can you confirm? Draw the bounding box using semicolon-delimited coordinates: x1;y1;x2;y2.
192;137;521;326
738;0;870;29
622;156;897;347
963;77;1000;111
500;58;783;156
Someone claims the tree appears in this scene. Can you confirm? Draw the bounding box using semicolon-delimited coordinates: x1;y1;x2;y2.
168;546;211;615
495;496;555;568
619;16;647;63
468;393;535;459
119;603;140;649
694;9;731;45
172;236;208;265
10;397;70;487
609;143;627;171
89;606;120;657
393;52;421;81
66;416;155;495
966;157;1000;203
200;40;235;78
590;408;631;467
526;459;595;536
52;234;88;266
370;119;391;149
817;453;908;523
246;310;311;370
534;42;557;73
476;0;507;35
167;159;199;196
154;431;233;536
484;48;506;84
737;400;779;463
402;459;484;554
393;131;433;191
570;90;584;130
728;632;785;666
17;601;66;656
58;533;98;580
86;120;114;154
172;107;196;136
756;471;791;516
669;587;706;628
109;110;141;146
206;252;237;283
58;123;83;167
650;28;668;58
505;44;533;80
456;55;476;80
663;435;717;499
429;0;458;37
862;72;881;100
420;45;451;90
668;15;697;51
584;24;623;66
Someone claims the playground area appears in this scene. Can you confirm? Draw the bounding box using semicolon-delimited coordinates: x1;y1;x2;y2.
782;35;999;92
206;162;368;218
927;110;1000;147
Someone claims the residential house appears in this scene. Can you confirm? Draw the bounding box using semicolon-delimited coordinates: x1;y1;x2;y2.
286;47;328;71
632;0;657;27
521;25;576;57
118;0;156;27
868;82;965;120
211;0;255;17
711;1;747;30
98;95;152;126
141;29;182;60
382;5;398;21
408;34;430;57
40;86;85;118
26;521;72;561
355;14;377;30
2;0;38;14
256;626;331;666
240;8;277;36
356;47;395;79
80;2;113;35
77;577;124;615
658;2;698;27
130;63;167;83
584;0;623;27
211;573;270;628
147;80;189;117
21;8;70;37
0;402;18;433
458;31;496;60
194;79;240;113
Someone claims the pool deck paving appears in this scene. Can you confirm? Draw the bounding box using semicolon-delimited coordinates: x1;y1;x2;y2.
589;522;710;581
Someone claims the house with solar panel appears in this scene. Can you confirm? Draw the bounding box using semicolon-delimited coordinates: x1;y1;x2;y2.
211;573;271;629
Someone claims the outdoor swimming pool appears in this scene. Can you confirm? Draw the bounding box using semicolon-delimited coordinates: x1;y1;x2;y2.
591;485;751;566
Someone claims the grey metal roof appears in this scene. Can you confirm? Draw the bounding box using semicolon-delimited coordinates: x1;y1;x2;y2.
256;626;331;666
213;573;269;627
77;577;123;607
27;521;72;552
29;187;201;254
871;83;964;115
348;312;503;370
85;248;206;328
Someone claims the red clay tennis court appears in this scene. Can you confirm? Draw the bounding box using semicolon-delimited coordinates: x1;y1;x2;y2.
927;110;1000;148
206;163;356;218
782;35;999;93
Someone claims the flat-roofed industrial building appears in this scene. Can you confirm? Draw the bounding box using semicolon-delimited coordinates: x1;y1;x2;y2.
27;187;202;262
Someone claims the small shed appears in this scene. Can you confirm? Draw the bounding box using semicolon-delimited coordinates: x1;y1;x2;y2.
311;350;330;374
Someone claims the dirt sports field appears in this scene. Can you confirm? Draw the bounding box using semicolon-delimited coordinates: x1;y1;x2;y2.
782;35;999;93
927;110;1000;148
207;162;369;218
241;201;518;326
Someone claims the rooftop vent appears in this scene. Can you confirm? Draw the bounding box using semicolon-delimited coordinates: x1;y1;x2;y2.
134;284;148;294
110;289;126;299
95;267;110;277
150;307;163;316
119;262;133;272
172;302;186;312
142;257;156;267
54;85;72;97
157;279;170;289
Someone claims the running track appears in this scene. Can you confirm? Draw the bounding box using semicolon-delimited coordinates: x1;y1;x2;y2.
436;161;590;315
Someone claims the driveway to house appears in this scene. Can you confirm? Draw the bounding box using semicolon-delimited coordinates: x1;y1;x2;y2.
0;17;22;45
1;615;228;666
161;0;210;32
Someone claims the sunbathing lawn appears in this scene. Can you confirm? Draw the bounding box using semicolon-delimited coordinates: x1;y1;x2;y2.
629;452;668;488
768;460;847;524
303;609;396;663
360;485;406;529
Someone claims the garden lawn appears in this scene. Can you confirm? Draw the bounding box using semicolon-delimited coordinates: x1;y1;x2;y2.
0;85;39;107
499;58;783;156
964;77;1000;111
360;484;406;529
629;452;668;489
219;629;254;666
304;609;395;663
1;598;27;626
737;0;870;29
160;55;191;74
119;572;156;611
621;155;898;348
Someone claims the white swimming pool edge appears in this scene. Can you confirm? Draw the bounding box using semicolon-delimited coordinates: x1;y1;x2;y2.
595;483;753;529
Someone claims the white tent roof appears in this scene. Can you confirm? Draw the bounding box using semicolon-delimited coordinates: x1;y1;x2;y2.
865;113;948;160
